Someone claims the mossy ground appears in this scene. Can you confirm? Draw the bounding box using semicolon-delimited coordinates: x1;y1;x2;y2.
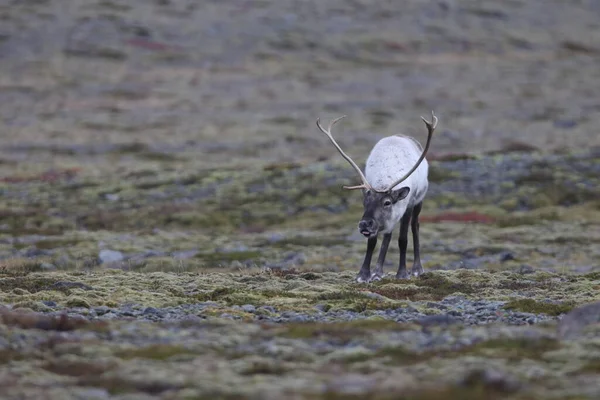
2;0;600;398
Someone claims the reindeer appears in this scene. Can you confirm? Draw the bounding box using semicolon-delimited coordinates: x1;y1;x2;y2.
316;112;438;283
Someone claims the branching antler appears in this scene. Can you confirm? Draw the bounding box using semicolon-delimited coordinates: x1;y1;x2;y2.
316;115;373;191
316;111;438;193
379;110;438;192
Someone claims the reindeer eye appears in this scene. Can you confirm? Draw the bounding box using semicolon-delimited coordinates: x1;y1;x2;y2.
383;199;392;207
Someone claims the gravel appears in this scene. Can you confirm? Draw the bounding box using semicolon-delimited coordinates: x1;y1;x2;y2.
36;297;558;327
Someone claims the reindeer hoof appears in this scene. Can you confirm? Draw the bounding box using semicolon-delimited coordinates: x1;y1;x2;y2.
356;273;370;283
395;271;410;280
411;265;424;277
368;272;384;283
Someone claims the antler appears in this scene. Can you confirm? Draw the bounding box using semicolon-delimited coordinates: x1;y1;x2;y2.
317;111;438;193
316;115;373;191
380;110;438;192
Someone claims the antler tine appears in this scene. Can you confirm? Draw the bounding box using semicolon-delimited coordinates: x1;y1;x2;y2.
382;110;438;192
316;116;372;191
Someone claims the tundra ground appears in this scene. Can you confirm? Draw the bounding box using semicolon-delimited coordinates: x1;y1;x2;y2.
1;0;600;399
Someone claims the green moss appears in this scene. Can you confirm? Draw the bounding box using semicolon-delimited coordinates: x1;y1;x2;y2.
503;299;576;316
0;349;26;364
578;360;600;374
65;297;91;308
0;276;61;293
194;251;263;266
369;273;475;301
469;337;560;361
33;238;84;250
281;319;410;340
427;166;460;183
42;359;114;377
116;344;190;360
583;272;600;281
268;236;348;248
239;360;287;376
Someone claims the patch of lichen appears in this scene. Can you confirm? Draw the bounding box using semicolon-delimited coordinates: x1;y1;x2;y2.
1;269;599;314
115;344;192;360
279;319;417;340
503;299;576;316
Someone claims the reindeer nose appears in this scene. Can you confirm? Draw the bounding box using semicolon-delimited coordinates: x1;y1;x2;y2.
358;220;376;237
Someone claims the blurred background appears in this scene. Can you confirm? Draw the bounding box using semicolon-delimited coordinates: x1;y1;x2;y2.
1;0;600;273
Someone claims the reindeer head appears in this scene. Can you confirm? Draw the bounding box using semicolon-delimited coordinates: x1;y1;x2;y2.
357;186;411;237
316;112;438;238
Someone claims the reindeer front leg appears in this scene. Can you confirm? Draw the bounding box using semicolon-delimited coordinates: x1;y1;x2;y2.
396;208;412;279
356;236;377;283
369;232;391;282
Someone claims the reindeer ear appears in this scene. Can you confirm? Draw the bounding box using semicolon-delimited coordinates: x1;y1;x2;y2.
391;187;410;203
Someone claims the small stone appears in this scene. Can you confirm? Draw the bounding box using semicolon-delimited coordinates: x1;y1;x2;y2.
172;250;199;260
417;314;459;328
553;119;577;129
39;262;57;271
363;292;387;302
499;251;515;262
105;193;120;201
94;306;110;316
241;304;256;313
517;264;535;274
143;307;159;315
427;302;448;310
99;249;124;264
268;233;285;243
74;388;110;399
461;368;521;393
42;300;57;307
49;281;94;291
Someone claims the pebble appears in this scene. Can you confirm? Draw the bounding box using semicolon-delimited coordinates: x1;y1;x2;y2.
37;298;558;329
241;304;256;313
98;249;124;264
39;262;57;271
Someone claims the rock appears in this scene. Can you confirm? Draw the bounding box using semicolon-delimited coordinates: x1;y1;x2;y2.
417;314;459;329
553;119;577;129
241;304;256;313
499;251;515;262
21;247;52;258
172;250;199;260
461;368;521;393
557;301;600;340
282;252;306;266
104;193;120;201
268;233;285;243
39;262;57;271
48;281;94;291
94;306;111;316
99;249;124;264
42;300;57;307
363;292;387;302
143;307;159;315
517;264;535;274
73;388;110;400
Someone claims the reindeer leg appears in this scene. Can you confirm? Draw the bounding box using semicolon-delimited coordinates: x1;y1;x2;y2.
411;202;424;277
396;208;412;279
356;236;377;283
369;232;391;282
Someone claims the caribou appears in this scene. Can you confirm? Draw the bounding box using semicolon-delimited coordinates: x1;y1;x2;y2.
316;112;438;283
